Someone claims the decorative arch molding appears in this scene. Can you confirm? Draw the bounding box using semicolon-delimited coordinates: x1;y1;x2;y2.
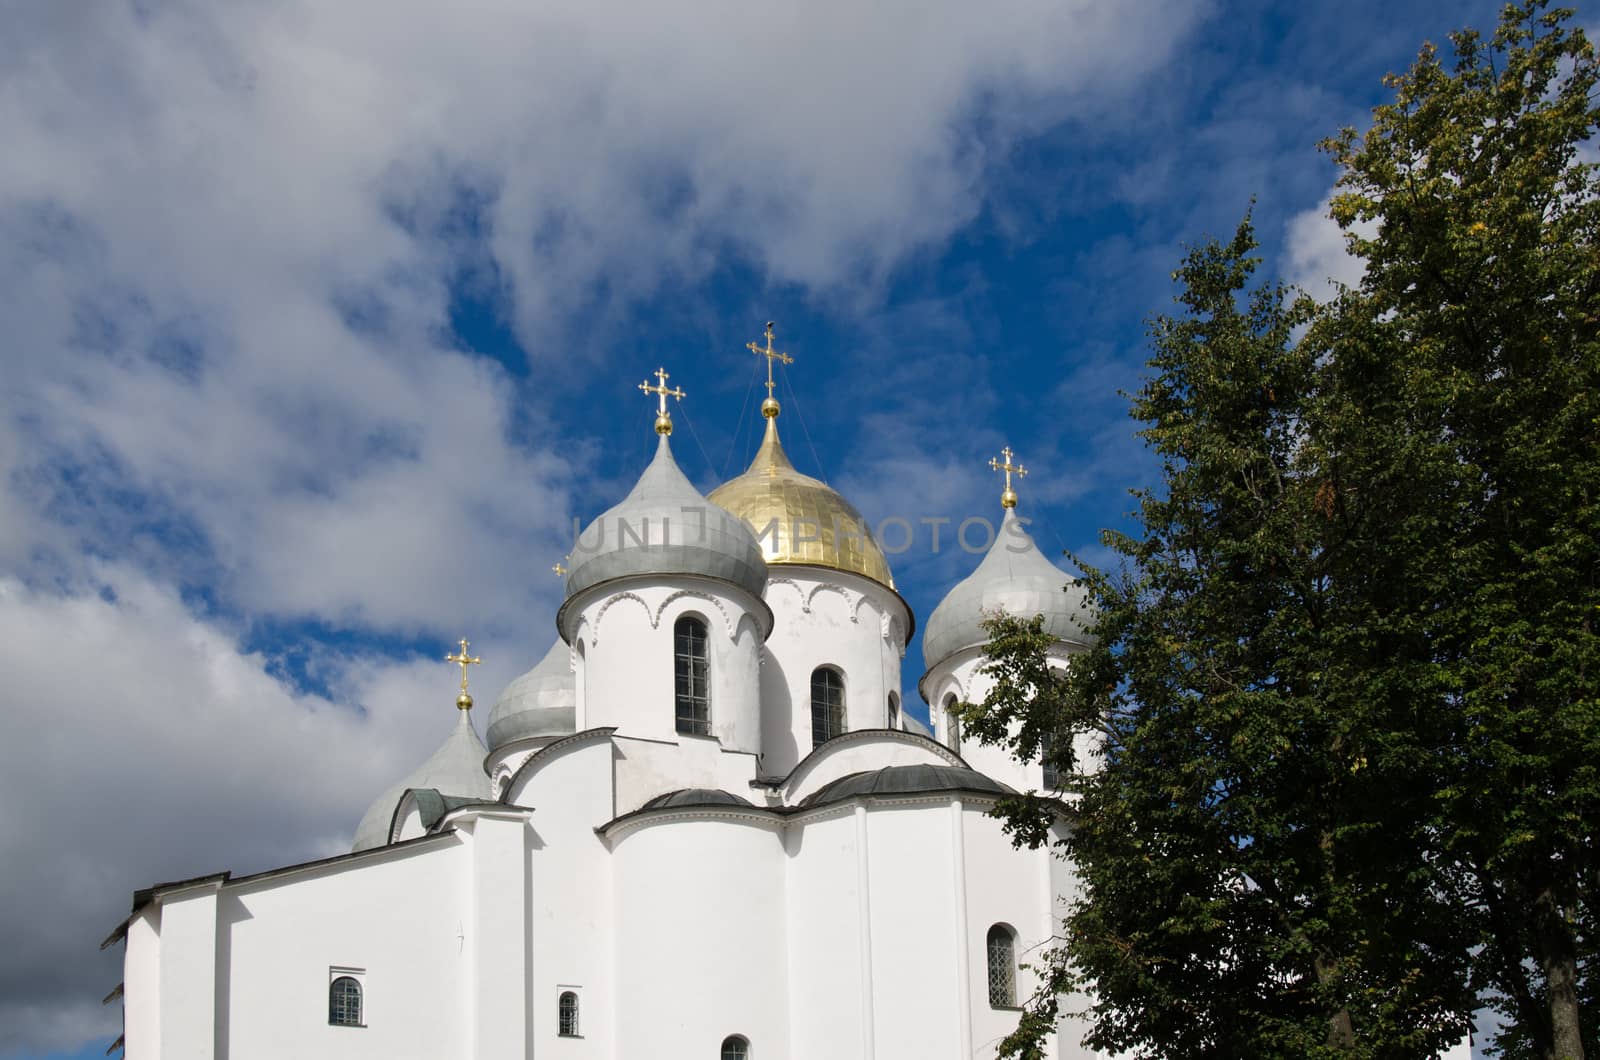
653;589;739;641
501;727;618;804
589;592;651;645
733;611;763;647
804;580;859;619
764;577;807;612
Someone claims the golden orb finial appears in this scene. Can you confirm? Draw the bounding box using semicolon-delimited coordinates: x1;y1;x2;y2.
989;446;1028;509
639;366;686;436
444;637;482;710
747;322;793;418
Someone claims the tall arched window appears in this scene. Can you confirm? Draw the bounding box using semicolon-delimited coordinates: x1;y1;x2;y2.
943;693;962;755
558;991;580;1037
328;976;362;1027
721;1035;750;1060
887;690;900;730
1041;729;1062;791
986;924;1017;1007
811;667;845;747
674;616;710;735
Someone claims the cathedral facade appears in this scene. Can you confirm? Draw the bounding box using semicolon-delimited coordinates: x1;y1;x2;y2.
109;341;1100;1059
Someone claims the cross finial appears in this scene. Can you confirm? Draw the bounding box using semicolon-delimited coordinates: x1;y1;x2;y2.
746;321;793;418
638;366;686;436
444;637;482;710
989;445;1028;509
552;561;567;576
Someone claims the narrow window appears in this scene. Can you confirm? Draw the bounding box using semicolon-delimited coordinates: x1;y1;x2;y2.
328;976;362;1027
1041;729;1062;791
810;667;845;747
886;691;900;730
987;925;1017;1007
944;693;962;755
675;616;711;735
558;991;580;1037
721;1035;750;1060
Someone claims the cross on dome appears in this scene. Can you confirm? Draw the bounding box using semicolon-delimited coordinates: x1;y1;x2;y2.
746;321;793;418
989;446;1028;509
445;637;483;710
638;366;686;436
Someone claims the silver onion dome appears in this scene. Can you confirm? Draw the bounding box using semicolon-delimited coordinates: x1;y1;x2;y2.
486;639;577;751
921;509;1094;672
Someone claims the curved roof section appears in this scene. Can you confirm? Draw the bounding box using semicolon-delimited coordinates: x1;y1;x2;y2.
709;415;895;591
639;788;755;810
486;639;577;751
352;709;492;851
564;435;767;603
922;508;1094;671
799;763;1012;808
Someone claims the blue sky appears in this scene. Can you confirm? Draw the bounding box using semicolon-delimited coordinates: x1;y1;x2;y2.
0;0;1510;1055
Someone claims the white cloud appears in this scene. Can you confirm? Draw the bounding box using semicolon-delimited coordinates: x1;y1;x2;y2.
1284;190;1375;297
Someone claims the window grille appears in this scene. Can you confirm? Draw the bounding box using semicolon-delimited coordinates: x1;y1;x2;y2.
944;694;962;755
810;667;845;747
987;925;1017;1007
721;1035;750;1060
558;991;580;1037
328;976;362;1026
675;617;711;735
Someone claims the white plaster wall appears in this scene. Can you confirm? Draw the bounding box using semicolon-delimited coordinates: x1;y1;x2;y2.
865;803;964;1058
612;817;790;1058
760;569;910;777
517;736;617;1059
159;887;218;1059
218;838;467;1060
122;908;161;1058
784;808;866;1058
570;576;766;754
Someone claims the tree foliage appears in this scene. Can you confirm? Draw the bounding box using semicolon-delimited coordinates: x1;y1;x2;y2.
968;4;1600;1057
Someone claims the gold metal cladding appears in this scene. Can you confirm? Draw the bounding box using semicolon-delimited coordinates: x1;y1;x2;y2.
989;445;1028;509
445;637;482;710
708;415;896;589
638;366;686;436
746;321;793;418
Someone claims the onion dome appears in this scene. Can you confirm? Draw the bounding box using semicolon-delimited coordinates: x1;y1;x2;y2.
799;764;1012;807
709;412;896;590
564;433;767;604
639;788;755;810
352;706;492;851
922;507;1094;672
486;639;577;751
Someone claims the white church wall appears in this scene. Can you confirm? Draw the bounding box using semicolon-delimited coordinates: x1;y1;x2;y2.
611;733;762;814
783;808;865;1059
569;576;767;754
612;816;789;1058
123;908;161;1058
759;569;910;778
864;802;965;1059
218;837;467;1060
925;644;1080;795
158;885;218;1059
519;734;617;1057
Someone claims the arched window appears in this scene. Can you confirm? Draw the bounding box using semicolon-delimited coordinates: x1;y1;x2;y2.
558;991;580;1037
675;616;711;735
886;690;900;729
811;667;845;747
1041;729;1062;791
986;924;1017;1007
328;976;362;1027
721;1035;750;1060
943;693;962;755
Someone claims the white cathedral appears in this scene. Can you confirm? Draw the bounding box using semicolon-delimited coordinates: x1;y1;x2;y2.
108;334;1103;1060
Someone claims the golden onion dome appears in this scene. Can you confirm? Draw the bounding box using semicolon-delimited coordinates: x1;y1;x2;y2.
708;413;896;590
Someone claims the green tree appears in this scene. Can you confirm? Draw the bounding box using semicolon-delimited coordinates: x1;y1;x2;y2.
966;4;1599;1057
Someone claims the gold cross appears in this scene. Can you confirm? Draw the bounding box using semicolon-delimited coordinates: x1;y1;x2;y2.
445;637;482;694
746;322;793;415
638;366;686;435
989;446;1028;509
552;561;567;576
